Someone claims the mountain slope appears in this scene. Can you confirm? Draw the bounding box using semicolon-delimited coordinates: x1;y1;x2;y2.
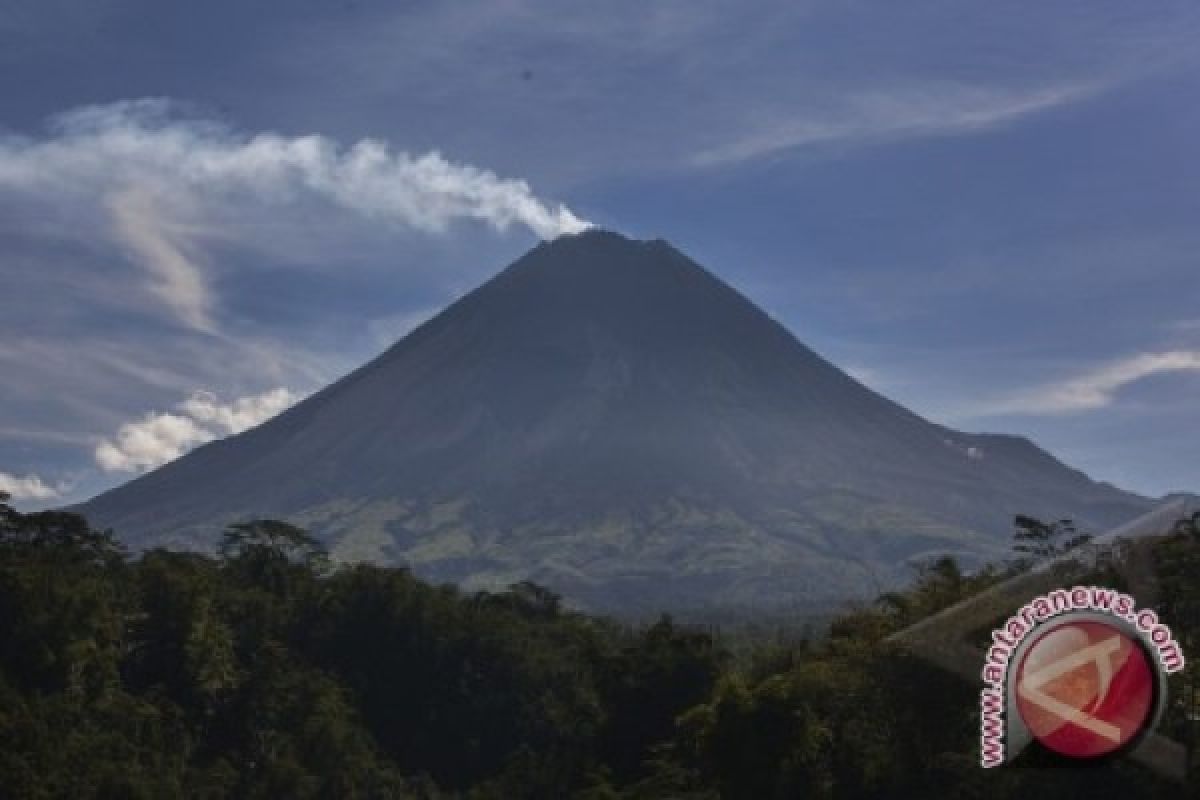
77;230;1151;612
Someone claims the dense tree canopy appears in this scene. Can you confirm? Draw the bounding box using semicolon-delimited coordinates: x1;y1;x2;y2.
0;494;1196;798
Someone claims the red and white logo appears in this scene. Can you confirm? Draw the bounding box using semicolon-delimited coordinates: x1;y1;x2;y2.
1014;619;1156;759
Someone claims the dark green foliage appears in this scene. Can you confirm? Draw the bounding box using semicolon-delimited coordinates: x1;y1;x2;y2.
0;500;720;798
1012;514;1093;562
595;616;723;784
3;493;1200;798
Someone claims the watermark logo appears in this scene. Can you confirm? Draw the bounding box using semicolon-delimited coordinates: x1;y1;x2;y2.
979;587;1184;768
1015;619;1154;759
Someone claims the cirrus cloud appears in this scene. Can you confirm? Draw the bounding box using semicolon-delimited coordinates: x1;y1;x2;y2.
978;351;1200;416
692;81;1101;167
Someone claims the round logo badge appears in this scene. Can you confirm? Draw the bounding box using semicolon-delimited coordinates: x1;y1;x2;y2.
1014;619;1156;759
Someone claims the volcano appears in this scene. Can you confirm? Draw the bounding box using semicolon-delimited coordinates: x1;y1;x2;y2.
77;230;1151;613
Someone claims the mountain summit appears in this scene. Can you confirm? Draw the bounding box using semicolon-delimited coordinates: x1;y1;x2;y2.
78;230;1151;612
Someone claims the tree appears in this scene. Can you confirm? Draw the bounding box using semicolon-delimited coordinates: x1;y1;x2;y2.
1012;514;1092;563
597;616;723;783
219;519;330;570
0;496;127;697
1170;511;1200;539
218;519;330;596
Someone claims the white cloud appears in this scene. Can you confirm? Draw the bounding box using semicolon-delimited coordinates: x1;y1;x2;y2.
0;472;63;501
94;411;214;473
693;82;1099;166
180;388;298;435
0;99;590;331
95;387;301;473
979;351;1200;416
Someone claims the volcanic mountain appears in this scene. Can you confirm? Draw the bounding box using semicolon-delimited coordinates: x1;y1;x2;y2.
77;230;1151;612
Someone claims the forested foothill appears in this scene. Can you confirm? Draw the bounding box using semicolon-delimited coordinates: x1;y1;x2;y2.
2;493;1197;798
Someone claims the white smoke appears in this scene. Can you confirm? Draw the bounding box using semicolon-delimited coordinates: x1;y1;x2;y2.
0;99;590;331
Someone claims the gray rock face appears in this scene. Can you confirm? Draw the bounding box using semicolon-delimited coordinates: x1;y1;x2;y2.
76;230;1151;613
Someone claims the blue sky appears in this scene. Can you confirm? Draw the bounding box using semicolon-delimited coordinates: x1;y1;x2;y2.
2;1;1199;507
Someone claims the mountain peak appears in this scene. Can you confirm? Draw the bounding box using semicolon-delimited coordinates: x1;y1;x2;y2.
533;227;679;263
527;226;737;292
75;234;1151;614
464;227;737;334
545;226;651;244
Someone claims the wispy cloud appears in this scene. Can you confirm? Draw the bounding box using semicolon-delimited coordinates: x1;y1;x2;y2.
367;308;440;349
95;387;301;473
0;99;590;331
977;351;1200;416
0;471;64;501
1168;319;1200;334
0;426;98;447
693;82;1100;166
106;185;216;332
842;364;885;391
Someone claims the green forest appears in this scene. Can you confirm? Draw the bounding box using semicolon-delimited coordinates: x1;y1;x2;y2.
1;493;1198;799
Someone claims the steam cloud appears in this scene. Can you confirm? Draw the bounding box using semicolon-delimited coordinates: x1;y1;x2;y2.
0;99;590;331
